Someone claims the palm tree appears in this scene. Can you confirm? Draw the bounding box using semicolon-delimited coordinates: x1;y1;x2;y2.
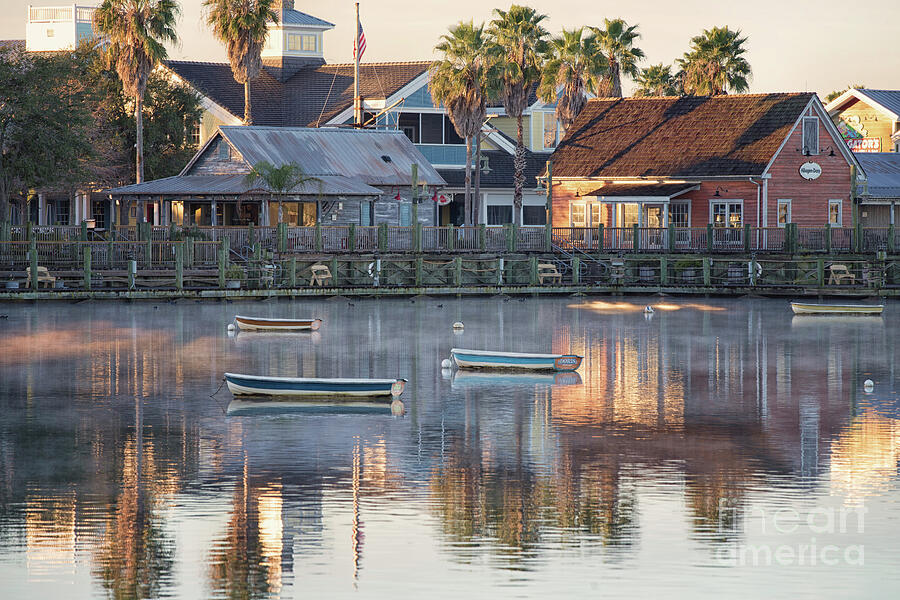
538;28;607;134
245;161;320;224
430;21;496;226
634;63;680;97
93;0;179;195
677;26;751;96
204;0;278;125
488;5;549;226
591;18;644;98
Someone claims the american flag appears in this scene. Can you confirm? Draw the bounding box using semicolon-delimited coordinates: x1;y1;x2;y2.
353;23;366;60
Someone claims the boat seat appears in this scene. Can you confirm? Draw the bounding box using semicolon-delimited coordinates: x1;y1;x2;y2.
25;266;56;288
310;264;333;287
537;263;562;284
828;264;856;285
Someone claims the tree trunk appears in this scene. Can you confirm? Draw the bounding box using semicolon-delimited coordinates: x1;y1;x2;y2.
513;115;525;226
464;135;472;226
609;60;622;98
244;80;253;125
277;195;283;224
474;131;482;225
135;94;145;223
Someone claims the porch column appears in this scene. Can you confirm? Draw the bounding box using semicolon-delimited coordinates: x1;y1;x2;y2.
211;197;218;226
663;202;669;227
109;197;116;227
37;193;46;225
891;202;895;226
260;198;270;226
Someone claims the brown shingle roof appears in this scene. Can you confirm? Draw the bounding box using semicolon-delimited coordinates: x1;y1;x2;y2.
164;60;429;127
551;93;816;178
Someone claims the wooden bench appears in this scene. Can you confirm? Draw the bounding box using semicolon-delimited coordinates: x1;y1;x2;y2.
310;264;333;286
25;266;56;288
828;264;856;285
537;263;562;284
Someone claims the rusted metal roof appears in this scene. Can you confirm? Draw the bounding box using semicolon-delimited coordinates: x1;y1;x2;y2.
205;126;446;187
108;174;381;197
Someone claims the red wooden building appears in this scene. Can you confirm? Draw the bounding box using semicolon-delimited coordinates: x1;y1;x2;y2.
546;93;864;237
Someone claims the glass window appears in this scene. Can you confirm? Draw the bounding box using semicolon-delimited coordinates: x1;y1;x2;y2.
444;117;464;144
399;202;412;226
287;33;317;52
712;202;728;227
668;202;689;227
190;122;201;147
398;113;420;143
777;199;791;227
420;113;443;144
729;203;742;227
360;200;371;226
487;205;513;225
590;203;601;227
54;200;69;225
829;200;842;226
543;113;558;149
523;205;546;225
571;203;585;227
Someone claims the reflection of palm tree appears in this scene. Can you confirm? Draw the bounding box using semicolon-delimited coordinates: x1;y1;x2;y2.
208;454;270;600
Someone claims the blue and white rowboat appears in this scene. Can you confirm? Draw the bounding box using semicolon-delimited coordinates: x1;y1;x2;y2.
450;348;583;372
224;373;407;398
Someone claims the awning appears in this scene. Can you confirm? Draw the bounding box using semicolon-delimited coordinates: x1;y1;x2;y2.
107;174;383;197
585;182;700;201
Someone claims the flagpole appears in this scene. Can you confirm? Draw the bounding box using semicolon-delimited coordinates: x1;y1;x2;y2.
354;2;362;126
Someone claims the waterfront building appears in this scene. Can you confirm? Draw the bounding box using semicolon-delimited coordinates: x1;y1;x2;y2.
106;126;445;227
24;3;97;52
825;89;900;154
854;153;900;227
545;93;865;232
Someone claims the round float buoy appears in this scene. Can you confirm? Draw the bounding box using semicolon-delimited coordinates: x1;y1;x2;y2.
441;358;452;369
441;367;452;380
644;305;654;314
864;379;874;393
227;323;235;332
452;321;464;330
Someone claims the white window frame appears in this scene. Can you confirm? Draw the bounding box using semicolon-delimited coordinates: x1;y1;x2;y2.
668;201;691;228
287;33;317;53
777;199;792;228
570;201;587;227
541;112;560;151
828;199;842;226
709;199;743;228
802;117;820;156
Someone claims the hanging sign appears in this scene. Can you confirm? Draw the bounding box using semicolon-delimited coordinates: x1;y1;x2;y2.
434;194;451;206
799;162;822;180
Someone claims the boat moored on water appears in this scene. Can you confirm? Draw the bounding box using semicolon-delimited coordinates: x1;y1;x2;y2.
789;302;884;315
234;316;322;331
450;348;583;372
224;373;406;398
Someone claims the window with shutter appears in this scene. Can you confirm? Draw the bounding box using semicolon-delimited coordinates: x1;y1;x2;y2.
802;117;819;155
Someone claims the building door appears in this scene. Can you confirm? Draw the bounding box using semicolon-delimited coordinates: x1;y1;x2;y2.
711;201;743;247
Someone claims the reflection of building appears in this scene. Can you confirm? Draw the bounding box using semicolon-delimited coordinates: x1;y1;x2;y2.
547;94;863;231
830;410;900;502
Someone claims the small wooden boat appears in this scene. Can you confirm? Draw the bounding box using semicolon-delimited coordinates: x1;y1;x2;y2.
450;348;583;372
226;399;395;416
225;373;406;398
790;302;884;315
234;315;322;331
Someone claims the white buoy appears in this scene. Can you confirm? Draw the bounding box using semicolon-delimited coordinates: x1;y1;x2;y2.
864;379;874;393
227;323;236;332
452;321;464;330
441;358;452;369
644;305;654;314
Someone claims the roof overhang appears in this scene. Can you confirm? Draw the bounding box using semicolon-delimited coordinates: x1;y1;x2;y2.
584;182;701;201
825;89;900;120
107;174;383;197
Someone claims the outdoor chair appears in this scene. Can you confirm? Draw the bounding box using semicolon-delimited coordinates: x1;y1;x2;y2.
25;266;56;288
537;263;562;285
310;264;333;287
828;264;856;285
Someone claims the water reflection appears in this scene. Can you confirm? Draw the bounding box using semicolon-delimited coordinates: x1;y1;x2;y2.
0;298;898;597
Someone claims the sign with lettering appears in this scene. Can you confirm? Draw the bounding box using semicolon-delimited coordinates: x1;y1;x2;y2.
846;137;881;153
799;162;822;180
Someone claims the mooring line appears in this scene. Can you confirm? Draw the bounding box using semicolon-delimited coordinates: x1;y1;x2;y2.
209;378;228;414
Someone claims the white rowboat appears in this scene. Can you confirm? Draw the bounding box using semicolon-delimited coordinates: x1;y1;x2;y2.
234;316;322;331
450;348;583;372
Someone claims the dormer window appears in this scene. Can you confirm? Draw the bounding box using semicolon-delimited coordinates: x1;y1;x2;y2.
287;33;317;52
802;117;819;155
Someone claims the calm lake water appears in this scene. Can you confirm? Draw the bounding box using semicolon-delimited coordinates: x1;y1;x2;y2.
0;296;898;599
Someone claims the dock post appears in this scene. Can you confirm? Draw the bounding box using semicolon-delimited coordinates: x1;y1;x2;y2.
853;221;861;253
706;224;714;253
289;257;297;288
660;256;668;285
80;220;87;241
750;258;758;286
817;258;825;287
107;238;114;268
544;221;552;252
825;224;832;254
572;257;580;285
378;223;387;252
479;224;486;251
668;223;675;253
145;237;152;269
447;225;455;251
454;256;462;287
505;224;514;253
314;222;323;252
217;239;226;289
530;256;538;285
702;257;711;287
83;246;91;290
498;257;504;286
889;224;896;254
29;237;38;291
128;260;136;289
415;256;423;286
330;256;338;286
633;223;640;252
597;223;604;255
175;243;183;290
248;222;255;246
277;222;286;253
744;224;751;253
348;223;356;252
415;222;422;253
375;258;382;287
